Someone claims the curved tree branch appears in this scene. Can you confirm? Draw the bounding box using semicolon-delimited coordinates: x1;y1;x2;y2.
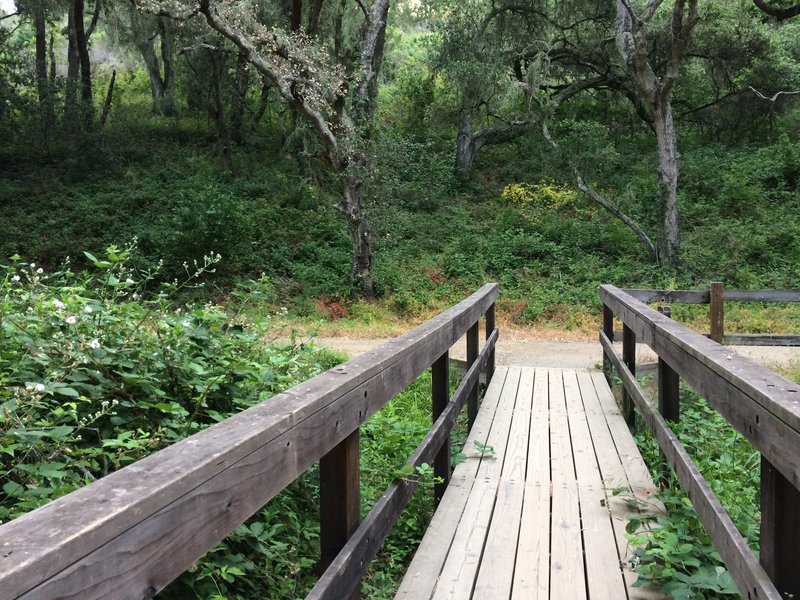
752;0;800;21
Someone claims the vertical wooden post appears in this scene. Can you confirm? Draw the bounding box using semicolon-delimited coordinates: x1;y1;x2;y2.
485;303;496;381
432;351;450;505
709;281;724;343
657;306;680;423
467;321;479;430
319;429;360;597
760;457;800;598
622;324;636;427
602;304;614;383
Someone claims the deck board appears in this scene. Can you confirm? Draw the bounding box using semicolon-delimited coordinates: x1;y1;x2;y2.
397;366;661;599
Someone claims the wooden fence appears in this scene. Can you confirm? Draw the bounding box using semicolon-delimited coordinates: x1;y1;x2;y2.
601;285;800;599
624;282;800;346
0;284;499;600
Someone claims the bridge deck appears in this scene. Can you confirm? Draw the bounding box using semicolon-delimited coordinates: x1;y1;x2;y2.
396;366;661;599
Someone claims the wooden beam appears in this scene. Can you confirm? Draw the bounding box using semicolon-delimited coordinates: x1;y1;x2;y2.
760;457;800;598
319;430;360;593
622;324;636;427
467;321;480;430
485;302;496;381
433;351;451;505
599;332;781;600
602;304;614;383
709;282;724;343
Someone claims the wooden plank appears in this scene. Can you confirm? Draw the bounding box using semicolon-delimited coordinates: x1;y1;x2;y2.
430;479;497;600
760;457;800;599
622;288;710;304
500;367;534;482
563;370;627;600
396;367;508;600
2;284;499;600
725;334;800;347
473;367;521;483
724;290;800;302
472;481;525;600
547;369;585;598
602;337;781;600
600;285;800;489
709;282;724;343
512;369;550;600
510;482;550;600
467;323;480;429
433;351;451;504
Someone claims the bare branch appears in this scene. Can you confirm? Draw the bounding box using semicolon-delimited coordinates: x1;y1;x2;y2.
749;86;800;102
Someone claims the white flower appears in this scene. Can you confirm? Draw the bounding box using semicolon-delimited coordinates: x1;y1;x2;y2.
125;278;134;284
65;315;77;325
11;274;20;282
83;306;93;314
29;263;35;269
181;320;191;328
34;383;45;392
36;268;43;274
53;299;65;310
89;338;101;349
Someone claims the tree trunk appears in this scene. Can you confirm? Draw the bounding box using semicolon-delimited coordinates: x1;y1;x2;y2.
342;174;374;299
456;111;478;175
73;0;93;124
159;18;177;116
48;32;56;83
33;5;53;133
138;39;166;115
64;6;80;124
209;49;232;173
653;102;681;265
231;50;249;145
308;0;324;35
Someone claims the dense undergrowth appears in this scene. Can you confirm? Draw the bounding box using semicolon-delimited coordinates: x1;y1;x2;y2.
0;247;450;598
625;385;762;599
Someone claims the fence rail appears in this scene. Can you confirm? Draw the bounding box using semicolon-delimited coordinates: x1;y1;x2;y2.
600;284;800;599
623;283;800;345
0;284;499;600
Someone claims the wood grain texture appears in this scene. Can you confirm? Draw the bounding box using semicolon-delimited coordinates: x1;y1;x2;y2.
2;285;498;600
602;335;781;600
601;285;800;488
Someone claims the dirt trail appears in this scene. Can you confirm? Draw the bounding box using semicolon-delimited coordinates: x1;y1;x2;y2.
301;335;800;372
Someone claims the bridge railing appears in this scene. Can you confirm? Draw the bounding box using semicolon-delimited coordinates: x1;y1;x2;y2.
623;282;800;345
0;284;499;600
600;284;800;600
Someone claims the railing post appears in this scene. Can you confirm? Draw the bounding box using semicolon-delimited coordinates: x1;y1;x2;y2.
485;302;496;381
602;304;614;383
432;351;450;505
709;281;724;343
622;323;636;427
319;429;360;598
467;321;480;430
760;457;800;598
657;306;680;423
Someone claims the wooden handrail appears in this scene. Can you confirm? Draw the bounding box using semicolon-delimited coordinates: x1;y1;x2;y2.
0;284;499;600
600;284;800;599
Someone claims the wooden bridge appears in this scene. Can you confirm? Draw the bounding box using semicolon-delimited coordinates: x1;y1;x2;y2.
1;284;800;599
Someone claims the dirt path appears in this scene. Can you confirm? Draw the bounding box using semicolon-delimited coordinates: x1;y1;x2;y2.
300;335;800;372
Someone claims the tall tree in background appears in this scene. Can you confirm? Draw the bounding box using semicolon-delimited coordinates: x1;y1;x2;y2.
141;0;391;297
615;0;698;266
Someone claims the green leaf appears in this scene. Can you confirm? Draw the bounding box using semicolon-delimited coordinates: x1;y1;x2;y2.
53;387;79;398
3;481;24;497
626;518;641;534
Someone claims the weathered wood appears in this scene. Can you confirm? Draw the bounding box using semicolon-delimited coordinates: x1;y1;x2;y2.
395;367;508;600
312;329;499;600
622;288;710;304
724;290;800;302
709;282;724;343
467;322;480;430
602;304;614;382
724;334;800;347
601;332;782;600
656;306;680;423
600;285;800;489
1;284;499;600
622;324;636;426
485;302;496;381
760;457;800;599
433;351;451;505
319;430;360;584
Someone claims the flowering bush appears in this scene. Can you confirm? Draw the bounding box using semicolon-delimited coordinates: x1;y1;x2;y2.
0;247;344;598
